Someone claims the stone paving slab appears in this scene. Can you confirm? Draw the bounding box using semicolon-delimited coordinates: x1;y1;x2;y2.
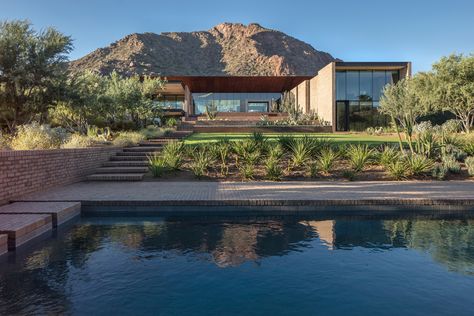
0;202;81;227
0;234;7;256
0;214;52;250
13;180;474;204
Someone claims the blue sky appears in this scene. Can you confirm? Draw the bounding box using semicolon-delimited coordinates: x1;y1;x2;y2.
1;0;473;73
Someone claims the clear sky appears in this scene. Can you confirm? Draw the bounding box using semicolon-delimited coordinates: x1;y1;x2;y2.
1;0;473;73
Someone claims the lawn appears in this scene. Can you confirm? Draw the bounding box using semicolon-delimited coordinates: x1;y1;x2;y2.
184;132;402;145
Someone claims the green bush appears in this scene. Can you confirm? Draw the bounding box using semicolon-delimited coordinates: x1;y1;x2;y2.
112;131;146;147
233;140;260;165
239;163;256;180
443;155;461;174
164;117;178;128
10;123;63;150
265;158;283;181
387;160;407;180
317;148;338;173
406;154;434;176
288;138;312;168
464;142;474;156
162;141;185;170
465;157;474;176
347;144;374;172
432;163;448;180
62;134;96;149
378;146;401;167
445;144;467;162
147;153;167;177
0;132;10;150
140;125;164;139
190;149;212;179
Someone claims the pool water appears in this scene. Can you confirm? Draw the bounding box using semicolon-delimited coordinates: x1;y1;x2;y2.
1;216;474;315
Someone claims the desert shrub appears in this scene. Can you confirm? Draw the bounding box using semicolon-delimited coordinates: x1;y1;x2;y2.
239;163;256;180
406;154;434;176
465;157;474;176
148;153;167;177
317;148;338;173
464;142;474;156
268;144;284;161
432;163;448;180
308;162;319;178
217;141;231;176
387;160;407;180
342;170;356;181
0;132;10;150
347;144;374;172
277;135;294;151
140;125;163;139
442;119;462;134
288;138;312;168
442;155;461;174
164;117;178;128
162;141;185;170
265;158;283;181
190;149;212;179
445;144;467;162
163;128;174;136
10;123;63;150
62;134;96;149
233;140;260;165
378;146;401;167
112;131;146;147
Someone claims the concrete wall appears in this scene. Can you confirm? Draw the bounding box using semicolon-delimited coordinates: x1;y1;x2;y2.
314;62;336;126
0;147;119;204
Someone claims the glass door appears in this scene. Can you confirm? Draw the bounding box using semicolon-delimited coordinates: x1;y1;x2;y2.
336;101;349;131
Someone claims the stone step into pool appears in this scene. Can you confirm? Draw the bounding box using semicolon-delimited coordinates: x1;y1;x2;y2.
0;201;81;253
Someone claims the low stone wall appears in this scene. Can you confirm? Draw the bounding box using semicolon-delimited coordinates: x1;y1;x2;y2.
0;147;119;204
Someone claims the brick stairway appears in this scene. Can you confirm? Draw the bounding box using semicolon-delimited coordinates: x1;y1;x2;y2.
87;131;192;181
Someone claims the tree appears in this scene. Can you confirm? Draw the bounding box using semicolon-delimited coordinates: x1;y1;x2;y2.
0;20;72;132
430;54;474;133
379;78;429;153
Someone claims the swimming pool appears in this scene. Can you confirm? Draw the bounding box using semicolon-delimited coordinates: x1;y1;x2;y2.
1;215;473;315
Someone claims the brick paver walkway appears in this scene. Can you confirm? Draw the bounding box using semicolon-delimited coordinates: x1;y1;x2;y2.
14;180;474;202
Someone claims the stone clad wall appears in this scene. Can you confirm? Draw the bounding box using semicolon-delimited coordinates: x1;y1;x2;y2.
0;147;119;204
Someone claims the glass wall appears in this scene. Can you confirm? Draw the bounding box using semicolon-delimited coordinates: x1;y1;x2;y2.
155;95;184;109
193;93;282;114
335;70;400;131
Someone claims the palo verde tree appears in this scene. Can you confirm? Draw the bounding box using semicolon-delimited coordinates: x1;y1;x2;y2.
0;20;73;132
430;54;474;133
379;77;430;153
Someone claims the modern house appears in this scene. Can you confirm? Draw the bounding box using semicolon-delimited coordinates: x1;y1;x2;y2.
155;61;411;131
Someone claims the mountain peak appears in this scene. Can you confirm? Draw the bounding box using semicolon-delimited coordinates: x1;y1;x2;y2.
70;23;337;76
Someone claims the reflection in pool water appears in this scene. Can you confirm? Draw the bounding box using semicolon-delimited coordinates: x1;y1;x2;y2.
1;216;474;315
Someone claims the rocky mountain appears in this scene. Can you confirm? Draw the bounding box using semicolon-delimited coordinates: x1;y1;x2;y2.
69;23;338;76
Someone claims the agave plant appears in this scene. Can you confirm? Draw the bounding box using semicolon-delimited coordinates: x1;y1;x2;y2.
378;145;401;167
317;148;338;173
217;141;231;176
162;141;185;170
265;158;283;181
347;144;375;172
465;157;474;176
190;149;212;179
442;154;461;174
288;138;312;168
147;152;167;177
387;160;407;180
406;154;434;176
267;144;284;161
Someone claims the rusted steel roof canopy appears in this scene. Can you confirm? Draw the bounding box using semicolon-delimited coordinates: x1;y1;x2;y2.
165;76;312;93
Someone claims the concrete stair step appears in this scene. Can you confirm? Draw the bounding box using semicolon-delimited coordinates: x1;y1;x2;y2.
116;151;150;156
139;142;166;147
103;161;148;167
87;173;145;181
123;147;163;152
110;155;148;161
95;167;149;174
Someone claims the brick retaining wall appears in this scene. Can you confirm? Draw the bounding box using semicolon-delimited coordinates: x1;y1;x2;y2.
0;147;120;204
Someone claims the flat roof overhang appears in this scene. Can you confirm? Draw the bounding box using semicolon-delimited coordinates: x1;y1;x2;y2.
164;76;312;93
335;61;410;71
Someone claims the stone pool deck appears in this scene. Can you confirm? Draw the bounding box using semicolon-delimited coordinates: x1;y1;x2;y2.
12;180;474;214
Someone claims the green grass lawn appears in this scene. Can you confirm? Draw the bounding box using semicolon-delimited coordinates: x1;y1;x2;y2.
184;132;402;145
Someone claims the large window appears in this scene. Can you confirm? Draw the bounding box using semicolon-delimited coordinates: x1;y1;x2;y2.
193;93;281;114
155;95;184;109
335;70;399;131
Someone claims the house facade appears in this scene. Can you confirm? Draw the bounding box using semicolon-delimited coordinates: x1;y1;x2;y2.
155;61;411;131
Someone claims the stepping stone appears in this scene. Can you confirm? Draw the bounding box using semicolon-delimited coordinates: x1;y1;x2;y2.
0;234;7;256
0;202;81;227
87;173;145;181
0;214;52;250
